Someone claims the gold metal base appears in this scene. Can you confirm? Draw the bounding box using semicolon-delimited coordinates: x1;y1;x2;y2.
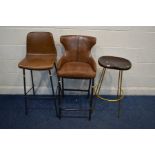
93;67;124;118
95;90;124;102
94;68;124;103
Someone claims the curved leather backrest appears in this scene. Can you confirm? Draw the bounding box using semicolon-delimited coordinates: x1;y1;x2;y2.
60;35;96;62
27;32;57;55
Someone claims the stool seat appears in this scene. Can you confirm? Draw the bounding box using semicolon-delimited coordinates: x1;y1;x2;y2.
98;56;132;70
57;61;96;78
18;54;56;70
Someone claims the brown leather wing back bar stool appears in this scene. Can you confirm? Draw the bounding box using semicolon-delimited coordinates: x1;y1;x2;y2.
95;56;132;118
18;32;57;115
57;35;97;120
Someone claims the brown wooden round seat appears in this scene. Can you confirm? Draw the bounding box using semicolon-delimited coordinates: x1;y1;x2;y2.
98;56;132;70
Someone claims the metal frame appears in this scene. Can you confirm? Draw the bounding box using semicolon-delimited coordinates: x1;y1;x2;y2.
117;70;123;118
95;67;124;118
22;65;58;116
57;77;94;120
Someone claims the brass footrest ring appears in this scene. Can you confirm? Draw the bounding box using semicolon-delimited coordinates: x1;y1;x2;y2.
92;84;124;102
95;89;124;102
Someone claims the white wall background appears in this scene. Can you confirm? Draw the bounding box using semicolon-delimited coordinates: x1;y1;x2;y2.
0;26;155;95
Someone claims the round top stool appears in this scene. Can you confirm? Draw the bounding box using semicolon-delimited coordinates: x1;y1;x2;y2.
98;56;131;70
95;55;132;118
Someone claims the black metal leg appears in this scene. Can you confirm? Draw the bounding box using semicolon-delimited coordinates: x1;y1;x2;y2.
117;70;123;118
30;70;35;95
87;79;91;98
48;70;59;117
23;69;28;115
89;78;94;120
49;70;55;96
118;100;121;118
58;77;62;119
62;77;64;97
54;62;57;72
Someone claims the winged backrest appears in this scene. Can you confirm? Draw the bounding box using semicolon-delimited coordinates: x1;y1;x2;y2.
60;35;96;62
27;32;57;55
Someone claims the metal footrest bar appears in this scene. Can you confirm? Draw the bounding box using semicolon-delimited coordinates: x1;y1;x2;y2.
61;108;89;111
61;115;89;118
25;95;56;100
63;88;89;92
95;88;124;102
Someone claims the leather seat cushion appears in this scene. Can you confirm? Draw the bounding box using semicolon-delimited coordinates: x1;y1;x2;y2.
18;54;56;70
57;61;96;78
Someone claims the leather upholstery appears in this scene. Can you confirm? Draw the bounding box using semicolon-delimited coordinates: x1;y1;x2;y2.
18;32;57;70
57;35;97;78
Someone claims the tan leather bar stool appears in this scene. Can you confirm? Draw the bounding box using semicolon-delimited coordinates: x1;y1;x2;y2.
95;56;132;118
18;32;57;115
57;35;97;120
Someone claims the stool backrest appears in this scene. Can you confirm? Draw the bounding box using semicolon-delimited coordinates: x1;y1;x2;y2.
27;32;57;55
60;35;96;62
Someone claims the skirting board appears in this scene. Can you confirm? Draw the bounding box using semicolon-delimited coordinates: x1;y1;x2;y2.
0;86;155;95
